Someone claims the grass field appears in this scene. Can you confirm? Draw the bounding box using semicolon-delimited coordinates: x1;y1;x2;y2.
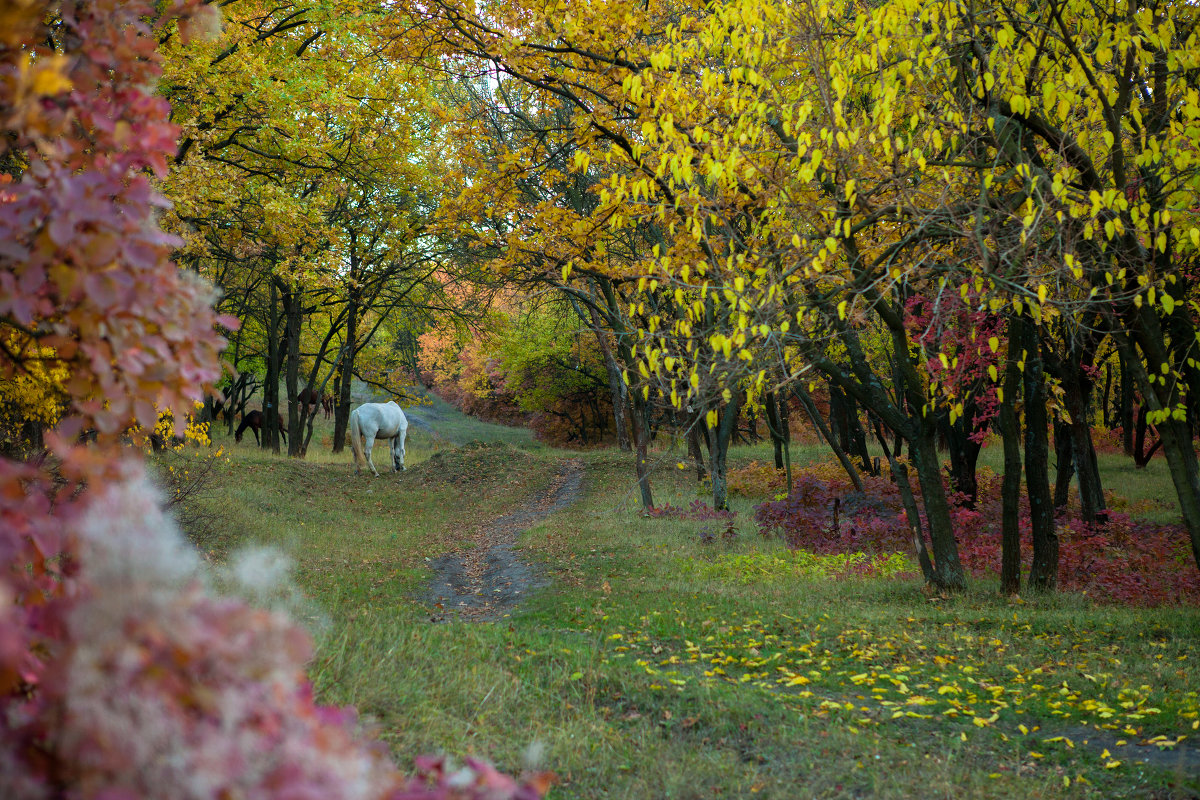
164;399;1200;799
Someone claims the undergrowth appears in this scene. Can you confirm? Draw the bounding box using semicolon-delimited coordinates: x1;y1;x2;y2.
737;460;1200;607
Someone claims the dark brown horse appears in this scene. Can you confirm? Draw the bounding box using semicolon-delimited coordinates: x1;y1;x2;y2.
321;393;333;419
298;387;327;420
235;410;287;446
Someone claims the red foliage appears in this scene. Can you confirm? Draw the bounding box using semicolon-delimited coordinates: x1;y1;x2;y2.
755;464;1200;607
0;0;229;440
0;3;547;797
904;290;1004;441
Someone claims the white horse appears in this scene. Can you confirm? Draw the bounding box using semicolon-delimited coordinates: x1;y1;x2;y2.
349;400;408;477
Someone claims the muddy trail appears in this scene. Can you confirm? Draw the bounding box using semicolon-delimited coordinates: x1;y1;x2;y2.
423;459;584;622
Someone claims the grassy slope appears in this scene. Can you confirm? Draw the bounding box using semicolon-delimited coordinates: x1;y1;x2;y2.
176;405;1200;800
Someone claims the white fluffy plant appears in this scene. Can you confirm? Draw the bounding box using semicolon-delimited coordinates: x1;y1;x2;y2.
0;464;548;800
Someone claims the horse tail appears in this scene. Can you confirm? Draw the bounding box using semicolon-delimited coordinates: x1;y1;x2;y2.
349;407;365;472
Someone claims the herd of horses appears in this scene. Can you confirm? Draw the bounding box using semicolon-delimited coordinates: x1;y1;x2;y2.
229;387;333;445
230;396;409;478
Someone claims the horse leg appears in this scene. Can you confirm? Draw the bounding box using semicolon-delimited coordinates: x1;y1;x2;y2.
252;426;260;447
364;434;380;477
398;426;407;471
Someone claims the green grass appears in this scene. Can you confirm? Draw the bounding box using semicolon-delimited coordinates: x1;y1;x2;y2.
164;409;1200;799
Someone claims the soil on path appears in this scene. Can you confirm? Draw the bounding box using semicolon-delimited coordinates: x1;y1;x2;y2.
423;459;583;622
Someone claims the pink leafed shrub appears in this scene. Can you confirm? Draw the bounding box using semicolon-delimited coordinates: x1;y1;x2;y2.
754;463;1200;607
0;462;549;799
1;2;545;795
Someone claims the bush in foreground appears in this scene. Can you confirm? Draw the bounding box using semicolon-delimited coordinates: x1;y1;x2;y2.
0;462;549;799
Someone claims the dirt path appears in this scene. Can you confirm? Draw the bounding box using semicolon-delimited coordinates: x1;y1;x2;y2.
423;459;584;622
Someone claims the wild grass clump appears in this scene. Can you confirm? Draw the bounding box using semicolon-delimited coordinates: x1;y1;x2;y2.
681;550;915;584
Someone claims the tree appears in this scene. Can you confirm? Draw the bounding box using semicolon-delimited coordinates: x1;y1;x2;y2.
0;3;544;796
424;0;1200;590
162;0;452;458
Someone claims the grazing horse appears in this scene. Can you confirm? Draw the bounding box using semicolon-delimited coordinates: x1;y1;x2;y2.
321;393;333;419
349;400;408;477
235;410;287;446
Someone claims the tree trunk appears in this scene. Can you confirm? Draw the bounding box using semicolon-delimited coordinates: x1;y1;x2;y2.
284;284;303;458
1103;361;1115;429
778;393;793;495
263;280;283;454
332;294;358;454
940;411;982;506
1022;320;1058;591
687;422;707;481
1068;408;1106;523
1052;419;1074;510
794;386;864;492
997;322;1023;596
829;383;851;453
706;392;742;511
1120;352;1134;456
910;422;966;591
765;390;785;470
600;276;653;510
588;306;631;452
872;418;935;583
844;393;873;475
1061;353;1106;522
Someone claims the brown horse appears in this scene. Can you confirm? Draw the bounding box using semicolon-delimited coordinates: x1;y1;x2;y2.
299;386;326;420
235;410;287;446
321;393;333;419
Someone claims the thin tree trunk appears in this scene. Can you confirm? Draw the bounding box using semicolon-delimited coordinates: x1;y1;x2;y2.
941;411;983;506
1120;352;1134;456
844;393;873;474
284;284;303;458
794;386;864;492
588;305;631;451
828;384;851;453
1061;355;1106;522
1103;361;1115;429
1022;320;1058;591
765;391;785;470
874;419;935;584
910;422;966;590
1052;420;1075;510
779;393;792;496
687;422;707;481
332;295;358;454
998;323;1023;596
263;280;283;454
706;392;742;511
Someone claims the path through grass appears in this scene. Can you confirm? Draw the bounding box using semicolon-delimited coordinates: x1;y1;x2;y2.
173;406;1200;799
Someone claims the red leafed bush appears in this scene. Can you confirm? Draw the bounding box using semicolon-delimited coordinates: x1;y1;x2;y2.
755;462;1200;607
0;3;547;796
